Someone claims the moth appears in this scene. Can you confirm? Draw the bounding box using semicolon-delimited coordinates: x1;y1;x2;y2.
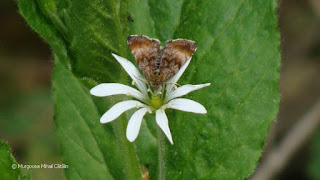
128;35;197;90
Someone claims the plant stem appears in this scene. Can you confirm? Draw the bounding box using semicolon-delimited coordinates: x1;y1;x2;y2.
157;127;166;180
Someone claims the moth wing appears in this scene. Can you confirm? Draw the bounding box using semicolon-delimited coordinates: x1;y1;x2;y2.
128;35;160;84
159;39;197;83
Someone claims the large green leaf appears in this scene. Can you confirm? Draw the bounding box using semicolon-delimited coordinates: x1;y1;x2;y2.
19;0;141;179
0;141;30;180
129;0;280;179
19;0;280;179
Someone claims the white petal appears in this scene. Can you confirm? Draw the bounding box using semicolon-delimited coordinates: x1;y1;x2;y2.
166;57;192;93
126;108;149;142
112;53;148;96
166;83;211;101
165;98;207;114
156;109;173;144
90;83;147;102
100;100;146;123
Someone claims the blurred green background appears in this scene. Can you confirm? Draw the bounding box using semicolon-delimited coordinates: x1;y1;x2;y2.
0;0;319;179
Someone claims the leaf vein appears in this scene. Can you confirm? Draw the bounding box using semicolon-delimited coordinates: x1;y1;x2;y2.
55;78;115;179
198;0;246;60
76;17;118;52
59;125;105;166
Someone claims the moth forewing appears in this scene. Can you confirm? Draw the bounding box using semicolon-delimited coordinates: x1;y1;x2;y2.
127;35;197;90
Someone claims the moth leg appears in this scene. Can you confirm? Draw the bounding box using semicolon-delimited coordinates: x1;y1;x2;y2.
146;83;155;96
132;74;148;84
165;81;180;89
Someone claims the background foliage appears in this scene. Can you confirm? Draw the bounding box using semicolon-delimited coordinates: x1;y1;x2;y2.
4;0;320;180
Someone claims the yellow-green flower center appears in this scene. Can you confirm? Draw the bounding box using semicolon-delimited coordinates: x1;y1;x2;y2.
150;95;163;109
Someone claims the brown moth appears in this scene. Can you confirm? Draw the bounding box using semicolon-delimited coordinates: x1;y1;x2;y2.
128;35;197;90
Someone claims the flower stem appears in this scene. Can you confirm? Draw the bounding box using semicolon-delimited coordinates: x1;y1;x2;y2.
157;127;166;180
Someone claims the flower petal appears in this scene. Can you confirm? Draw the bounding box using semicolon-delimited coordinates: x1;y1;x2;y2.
112;53;148;96
166;57;192;93
156;109;173;144
166;83;211;101
165;98;207;114
126;108;149;142
90;83;147;102
100;100;146;123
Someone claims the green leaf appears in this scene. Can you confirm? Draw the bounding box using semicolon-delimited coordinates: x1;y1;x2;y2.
0;141;30;180
19;0;280;179
129;0;280;179
19;0;142;179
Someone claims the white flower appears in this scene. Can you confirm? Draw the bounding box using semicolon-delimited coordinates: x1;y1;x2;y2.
90;53;210;144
